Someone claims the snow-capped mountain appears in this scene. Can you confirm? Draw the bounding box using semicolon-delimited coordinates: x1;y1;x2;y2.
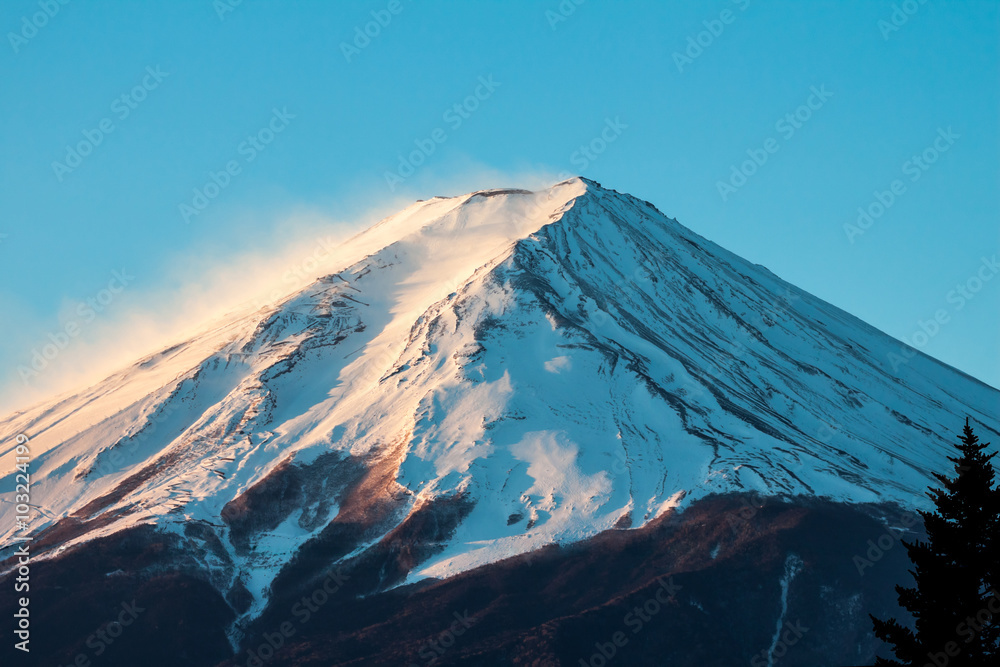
1;177;997;665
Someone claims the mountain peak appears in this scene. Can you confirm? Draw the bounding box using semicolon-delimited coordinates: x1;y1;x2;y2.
2;179;997;630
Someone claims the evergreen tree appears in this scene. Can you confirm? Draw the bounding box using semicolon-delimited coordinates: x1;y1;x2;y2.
871;418;999;666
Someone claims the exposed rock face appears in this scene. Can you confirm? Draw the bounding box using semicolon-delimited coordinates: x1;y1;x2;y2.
1;494;919;666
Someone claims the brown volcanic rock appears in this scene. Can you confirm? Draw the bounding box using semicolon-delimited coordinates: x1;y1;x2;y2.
222;493;915;666
0;492;913;666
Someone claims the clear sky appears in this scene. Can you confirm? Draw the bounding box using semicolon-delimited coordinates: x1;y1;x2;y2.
1;0;998;411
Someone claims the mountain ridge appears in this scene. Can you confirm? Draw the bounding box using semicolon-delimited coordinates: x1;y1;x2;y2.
1;178;997;653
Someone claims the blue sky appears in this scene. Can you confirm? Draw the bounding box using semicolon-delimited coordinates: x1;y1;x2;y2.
1;0;998;410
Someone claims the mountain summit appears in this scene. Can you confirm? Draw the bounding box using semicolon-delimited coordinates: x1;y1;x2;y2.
1;178;997;665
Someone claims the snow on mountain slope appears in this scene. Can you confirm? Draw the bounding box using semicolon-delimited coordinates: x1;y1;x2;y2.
1;177;997;621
